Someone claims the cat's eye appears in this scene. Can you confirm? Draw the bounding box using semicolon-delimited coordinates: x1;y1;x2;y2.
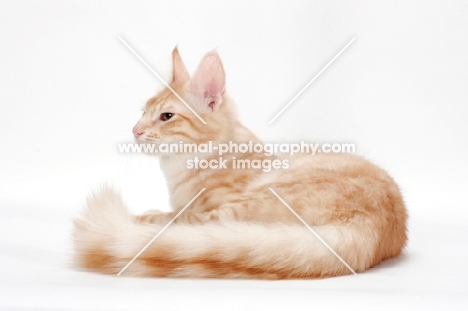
160;113;174;121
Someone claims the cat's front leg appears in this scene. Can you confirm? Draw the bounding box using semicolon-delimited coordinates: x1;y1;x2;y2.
135;209;167;224
136;209;219;225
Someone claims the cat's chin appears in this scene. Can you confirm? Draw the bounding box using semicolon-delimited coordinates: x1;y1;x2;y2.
134;138;160;144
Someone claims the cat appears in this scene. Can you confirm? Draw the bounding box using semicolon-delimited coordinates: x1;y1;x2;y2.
73;47;408;279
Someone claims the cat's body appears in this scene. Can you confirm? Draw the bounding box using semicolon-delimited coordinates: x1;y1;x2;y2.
73;48;407;279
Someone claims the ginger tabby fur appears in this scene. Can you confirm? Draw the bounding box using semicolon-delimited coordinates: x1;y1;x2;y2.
73;48;407;279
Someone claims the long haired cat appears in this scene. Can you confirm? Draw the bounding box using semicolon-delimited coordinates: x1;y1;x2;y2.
73;48;407;279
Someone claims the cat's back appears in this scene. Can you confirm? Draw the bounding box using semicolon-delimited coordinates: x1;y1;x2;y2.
248;152;406;223
250;152;400;192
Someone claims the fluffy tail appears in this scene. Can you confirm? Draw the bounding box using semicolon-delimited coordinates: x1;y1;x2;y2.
73;187;379;279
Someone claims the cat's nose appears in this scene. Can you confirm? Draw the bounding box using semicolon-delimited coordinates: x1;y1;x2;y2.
133;127;145;138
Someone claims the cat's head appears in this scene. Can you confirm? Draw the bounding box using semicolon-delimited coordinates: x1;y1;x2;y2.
132;48;235;145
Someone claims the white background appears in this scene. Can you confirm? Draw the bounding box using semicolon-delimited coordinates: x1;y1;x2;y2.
0;0;467;310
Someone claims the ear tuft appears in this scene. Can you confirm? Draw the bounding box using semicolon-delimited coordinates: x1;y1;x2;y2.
171;46;190;85
190;51;225;113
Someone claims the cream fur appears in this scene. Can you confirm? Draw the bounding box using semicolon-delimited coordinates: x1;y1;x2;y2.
73;48;407;279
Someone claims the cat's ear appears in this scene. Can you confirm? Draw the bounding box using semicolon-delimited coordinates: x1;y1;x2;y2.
190;51;225;113
171;47;190;85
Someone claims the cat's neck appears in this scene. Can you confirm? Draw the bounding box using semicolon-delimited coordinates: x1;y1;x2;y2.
159;120;258;170
227;120;259;143
158;97;262;203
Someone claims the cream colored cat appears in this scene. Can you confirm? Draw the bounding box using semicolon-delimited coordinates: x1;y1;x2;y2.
73;48;407;279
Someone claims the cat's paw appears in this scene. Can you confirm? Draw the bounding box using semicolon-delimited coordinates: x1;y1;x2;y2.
135;209;167;224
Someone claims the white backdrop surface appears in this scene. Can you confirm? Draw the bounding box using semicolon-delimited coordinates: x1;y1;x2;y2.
0;1;467;310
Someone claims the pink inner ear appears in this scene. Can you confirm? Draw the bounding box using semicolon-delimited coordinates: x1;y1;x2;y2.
192;53;225;95
203;91;217;111
204;82;221;98
190;51;226;112
208;100;216;111
208;82;222;97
